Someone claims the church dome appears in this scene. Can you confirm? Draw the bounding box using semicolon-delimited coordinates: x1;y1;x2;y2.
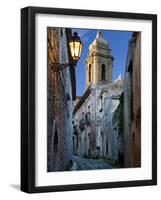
89;31;109;51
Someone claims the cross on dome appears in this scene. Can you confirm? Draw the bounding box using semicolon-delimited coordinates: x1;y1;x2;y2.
96;31;103;38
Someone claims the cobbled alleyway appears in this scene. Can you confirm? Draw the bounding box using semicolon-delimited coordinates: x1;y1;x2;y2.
71;155;112;171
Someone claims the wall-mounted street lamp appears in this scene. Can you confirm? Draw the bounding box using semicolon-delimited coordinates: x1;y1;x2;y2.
51;32;83;72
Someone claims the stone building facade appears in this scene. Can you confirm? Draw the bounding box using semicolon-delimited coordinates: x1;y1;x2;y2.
47;27;75;172
73;32;124;161
123;32;141;167
100;78;124;162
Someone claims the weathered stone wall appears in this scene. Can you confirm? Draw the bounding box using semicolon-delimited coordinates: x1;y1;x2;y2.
101;79;124;161
59;28;74;165
123;32;141;167
73;88;97;157
131;32;141;167
47;27;74;172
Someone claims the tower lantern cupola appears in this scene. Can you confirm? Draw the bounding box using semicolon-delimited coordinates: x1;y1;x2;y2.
85;31;114;88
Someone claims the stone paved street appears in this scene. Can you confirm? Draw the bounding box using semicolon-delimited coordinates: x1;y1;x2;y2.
71;155;112;171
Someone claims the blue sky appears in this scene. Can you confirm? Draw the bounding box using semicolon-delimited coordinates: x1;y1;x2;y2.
72;28;132;96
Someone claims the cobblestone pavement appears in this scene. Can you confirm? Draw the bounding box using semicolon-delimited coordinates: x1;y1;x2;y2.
71;155;112;171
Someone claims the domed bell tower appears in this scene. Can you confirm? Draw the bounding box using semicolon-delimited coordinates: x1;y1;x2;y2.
85;31;114;88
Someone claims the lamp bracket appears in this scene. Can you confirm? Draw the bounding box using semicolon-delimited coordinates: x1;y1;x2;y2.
51;63;70;72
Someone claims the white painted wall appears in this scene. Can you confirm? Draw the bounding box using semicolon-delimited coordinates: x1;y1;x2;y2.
0;0;160;199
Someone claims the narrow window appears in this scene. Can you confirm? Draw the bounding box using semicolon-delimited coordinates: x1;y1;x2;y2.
101;64;106;81
99;95;103;112
53;129;58;152
106;141;108;154
88;105;90;112
89;64;91;82
88;106;90;118
82;112;84;117
54;130;58;145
